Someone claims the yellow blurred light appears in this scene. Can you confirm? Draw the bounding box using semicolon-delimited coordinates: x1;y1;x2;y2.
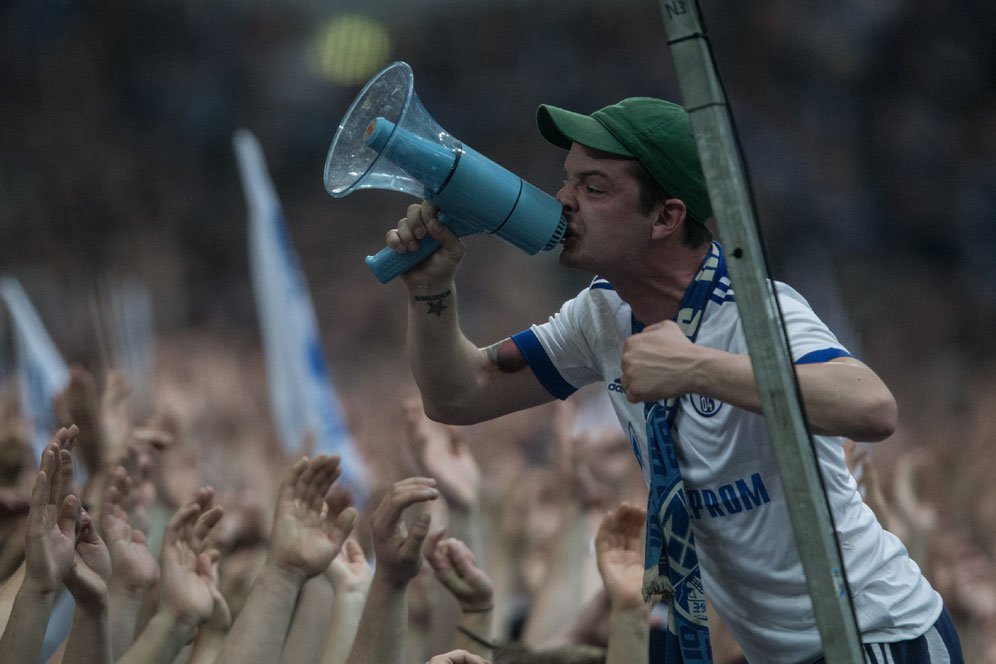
314;15;392;86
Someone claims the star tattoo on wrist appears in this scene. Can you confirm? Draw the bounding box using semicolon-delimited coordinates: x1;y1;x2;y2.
414;290;451;317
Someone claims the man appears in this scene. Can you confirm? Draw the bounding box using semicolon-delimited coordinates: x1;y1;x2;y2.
384;98;961;662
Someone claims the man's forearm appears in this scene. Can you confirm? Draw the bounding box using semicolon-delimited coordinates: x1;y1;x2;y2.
115;610;196;664
62;603;112;664
605;605;649;664
693;352;897;441
346;573;407;664
320;590;368;664
452;610;494;660
406;284;488;422
187;624;227;664
406;285;554;424
107;586;145;658
214;563;304;664
0;582;57;664
279;575;334;664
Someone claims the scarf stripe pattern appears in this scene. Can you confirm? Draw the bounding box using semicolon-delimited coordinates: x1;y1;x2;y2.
641;241;725;664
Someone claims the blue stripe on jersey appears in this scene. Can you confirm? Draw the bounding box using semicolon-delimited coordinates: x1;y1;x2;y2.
510;329;578;400
796;347;852;365
589;276;614;291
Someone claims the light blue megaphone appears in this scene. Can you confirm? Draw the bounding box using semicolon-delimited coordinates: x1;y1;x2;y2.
323;61;566;284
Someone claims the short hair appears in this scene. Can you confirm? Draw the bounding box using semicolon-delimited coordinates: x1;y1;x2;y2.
626;160;713;249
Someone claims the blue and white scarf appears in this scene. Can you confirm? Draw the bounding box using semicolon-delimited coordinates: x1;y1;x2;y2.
641;241;724;663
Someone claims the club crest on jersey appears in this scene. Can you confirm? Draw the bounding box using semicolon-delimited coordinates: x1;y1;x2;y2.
689;394;723;417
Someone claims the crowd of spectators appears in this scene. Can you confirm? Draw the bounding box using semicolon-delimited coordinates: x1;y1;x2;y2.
1;337;996;662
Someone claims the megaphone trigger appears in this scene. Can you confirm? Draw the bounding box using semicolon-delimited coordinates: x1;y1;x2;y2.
365;212;478;284
365;236;442;284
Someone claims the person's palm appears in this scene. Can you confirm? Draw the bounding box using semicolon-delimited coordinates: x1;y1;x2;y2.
158;490;224;626
160;538;215;625
269;455;355;579
26;490;77;594
26;443;79;595
325;539;372;595
598;542;644;606
67;512;112;606
595;503;647;610
105;508;159;591
270;499;342;575
102;468;159;592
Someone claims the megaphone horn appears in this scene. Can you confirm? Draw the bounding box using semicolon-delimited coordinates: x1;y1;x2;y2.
324;61;566;284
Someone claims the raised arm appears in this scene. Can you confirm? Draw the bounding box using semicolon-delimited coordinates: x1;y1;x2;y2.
61;503;113;664
98;466;160;658
0;429;79;664
346;476;439;664
388;202;553;424
621;320;897;441
423;534;495;660
595;503;650;664
319;539;373;664
117;486;223;664
214;455;357;664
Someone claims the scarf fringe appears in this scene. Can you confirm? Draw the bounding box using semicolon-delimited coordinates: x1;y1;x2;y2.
642;565;674;604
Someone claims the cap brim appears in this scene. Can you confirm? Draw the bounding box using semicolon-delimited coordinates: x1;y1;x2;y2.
537;104;633;157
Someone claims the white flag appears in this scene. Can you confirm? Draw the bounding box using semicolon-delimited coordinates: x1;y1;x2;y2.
0;277;70;458
234;129;367;503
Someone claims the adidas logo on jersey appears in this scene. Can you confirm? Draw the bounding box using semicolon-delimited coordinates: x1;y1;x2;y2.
607;377;627;394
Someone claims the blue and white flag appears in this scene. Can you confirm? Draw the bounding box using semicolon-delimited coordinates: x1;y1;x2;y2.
234;129;367;504
0;277;70;459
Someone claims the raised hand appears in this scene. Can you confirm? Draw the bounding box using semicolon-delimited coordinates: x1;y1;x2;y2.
386;201;466;292
423;532;492;612
212;457;356;664
325;538;373;597
595;502;647;611
22;429;80;597
100;466;159;597
368;477;439;588
267;455;359;582
65;506;112;609
319;538;373;664
113;444;158;534
158;487;224;628
403;400;481;513
0;430;81;664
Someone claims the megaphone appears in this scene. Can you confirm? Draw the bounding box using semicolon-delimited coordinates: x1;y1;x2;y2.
323;61;566;283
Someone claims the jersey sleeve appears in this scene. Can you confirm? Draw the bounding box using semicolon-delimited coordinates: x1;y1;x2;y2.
776;284;852;364
510;291;604;400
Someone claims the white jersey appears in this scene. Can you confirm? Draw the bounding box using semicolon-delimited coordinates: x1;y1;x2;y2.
511;275;942;663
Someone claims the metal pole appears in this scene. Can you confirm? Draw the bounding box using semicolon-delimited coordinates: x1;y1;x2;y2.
657;2;865;661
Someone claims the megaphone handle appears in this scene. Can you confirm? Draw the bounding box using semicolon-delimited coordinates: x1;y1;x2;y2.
365;235;442;284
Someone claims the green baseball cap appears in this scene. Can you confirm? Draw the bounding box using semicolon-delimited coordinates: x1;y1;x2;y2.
536;97;713;225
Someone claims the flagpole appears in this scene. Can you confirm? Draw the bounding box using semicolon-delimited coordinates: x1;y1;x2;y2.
656;2;865;661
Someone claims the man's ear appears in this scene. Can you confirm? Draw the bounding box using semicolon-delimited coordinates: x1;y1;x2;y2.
651;198;687;240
